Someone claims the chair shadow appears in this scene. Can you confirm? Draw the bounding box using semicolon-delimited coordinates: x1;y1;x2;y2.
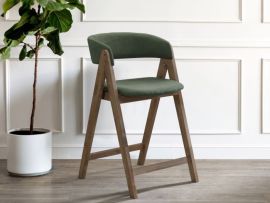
73;181;193;203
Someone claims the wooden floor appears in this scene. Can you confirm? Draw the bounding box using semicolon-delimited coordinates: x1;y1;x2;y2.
0;160;270;203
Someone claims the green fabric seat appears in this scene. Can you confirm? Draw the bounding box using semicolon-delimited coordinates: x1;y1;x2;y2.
104;77;184;97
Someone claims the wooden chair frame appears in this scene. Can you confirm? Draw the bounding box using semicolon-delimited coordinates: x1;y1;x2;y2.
79;50;199;199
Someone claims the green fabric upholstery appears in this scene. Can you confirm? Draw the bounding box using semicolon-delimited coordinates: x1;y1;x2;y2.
104;77;184;97
88;32;173;65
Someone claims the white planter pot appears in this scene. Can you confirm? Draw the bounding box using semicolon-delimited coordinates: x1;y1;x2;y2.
7;128;52;176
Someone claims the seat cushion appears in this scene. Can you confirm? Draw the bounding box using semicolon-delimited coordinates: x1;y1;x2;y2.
104;77;184;97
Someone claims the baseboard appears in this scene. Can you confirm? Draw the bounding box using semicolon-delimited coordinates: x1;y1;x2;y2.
1;146;270;159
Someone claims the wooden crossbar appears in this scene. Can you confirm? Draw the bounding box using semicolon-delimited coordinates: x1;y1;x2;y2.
134;157;187;176
89;143;143;160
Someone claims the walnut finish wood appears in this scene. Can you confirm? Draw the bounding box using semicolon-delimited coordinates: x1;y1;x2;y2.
90;143;143;160
103;50;138;199
167;58;199;182
137;59;168;165
134;158;187;175
78;52;106;179
173;93;199;182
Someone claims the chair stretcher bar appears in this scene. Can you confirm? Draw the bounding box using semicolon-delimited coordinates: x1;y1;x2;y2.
89;143;143;160
134;157;187;176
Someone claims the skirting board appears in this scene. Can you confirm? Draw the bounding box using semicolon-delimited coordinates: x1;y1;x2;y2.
1;146;270;159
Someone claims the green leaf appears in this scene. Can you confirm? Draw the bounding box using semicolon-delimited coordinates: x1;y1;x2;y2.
4;36;24;47
14;11;31;29
40;26;57;35
19;44;27;60
19;0;34;16
5;9;40;40
19;0;35;16
26;49;35;58
46;0;72;11
21;0;35;5
5;24;25;40
44;30;64;55
38;38;44;47
47;9;72;32
37;0;48;7
65;0;85;13
56;0;67;4
29;14;39;25
1;0;20;17
0;46;11;59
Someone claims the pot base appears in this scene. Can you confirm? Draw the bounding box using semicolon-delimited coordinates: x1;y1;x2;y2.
8;168;52;177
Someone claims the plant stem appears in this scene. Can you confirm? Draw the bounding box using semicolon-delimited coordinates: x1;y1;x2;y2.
29;33;40;134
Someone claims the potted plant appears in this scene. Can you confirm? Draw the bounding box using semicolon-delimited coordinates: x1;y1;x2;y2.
0;0;85;176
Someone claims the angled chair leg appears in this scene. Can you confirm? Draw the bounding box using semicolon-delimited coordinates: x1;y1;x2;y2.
110;99;138;198
137;98;160;165
79;58;105;179
138;59;167;166
174;92;199;182
165;57;199;182
103;50;138;199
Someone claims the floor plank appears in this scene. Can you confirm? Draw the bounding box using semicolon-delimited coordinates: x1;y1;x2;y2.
0;160;270;203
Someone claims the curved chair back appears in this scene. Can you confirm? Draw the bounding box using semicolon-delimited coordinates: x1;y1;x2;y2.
88;32;173;65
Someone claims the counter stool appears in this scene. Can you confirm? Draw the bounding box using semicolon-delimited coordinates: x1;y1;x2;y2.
79;32;199;199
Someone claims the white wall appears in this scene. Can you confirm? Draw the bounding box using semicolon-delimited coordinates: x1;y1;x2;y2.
1;0;270;159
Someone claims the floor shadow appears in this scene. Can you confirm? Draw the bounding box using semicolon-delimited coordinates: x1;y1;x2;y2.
73;181;193;203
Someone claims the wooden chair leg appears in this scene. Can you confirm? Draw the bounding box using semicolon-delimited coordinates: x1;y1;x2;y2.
137;98;160;165
103;50;138;199
78;95;102;179
79;58;105;179
110;89;138;199
174;92;199;182
138;59;167;166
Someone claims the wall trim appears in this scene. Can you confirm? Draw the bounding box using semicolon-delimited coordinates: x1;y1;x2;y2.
53;39;270;48
81;0;243;23
5;39;270;48
81;58;242;136
4;58;65;133
261;58;270;134
2;145;270;159
261;0;270;23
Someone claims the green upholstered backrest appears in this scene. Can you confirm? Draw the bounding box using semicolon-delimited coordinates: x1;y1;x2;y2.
88;32;173;65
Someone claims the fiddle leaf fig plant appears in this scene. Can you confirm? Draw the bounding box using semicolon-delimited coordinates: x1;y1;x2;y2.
0;0;85;134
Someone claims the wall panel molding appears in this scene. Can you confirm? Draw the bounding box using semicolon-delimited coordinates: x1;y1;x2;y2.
3;145;270;159
82;58;242;136
261;59;270;134
4;58;64;133
81;0;243;23
7;40;270;48
262;0;270;23
0;61;5;134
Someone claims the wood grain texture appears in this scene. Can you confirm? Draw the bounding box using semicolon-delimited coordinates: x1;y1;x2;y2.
78;51;106;179
1;160;270;203
137;59;168;165
90;143;142;160
167;58;199;182
103;50;138;198
134;158;187;175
